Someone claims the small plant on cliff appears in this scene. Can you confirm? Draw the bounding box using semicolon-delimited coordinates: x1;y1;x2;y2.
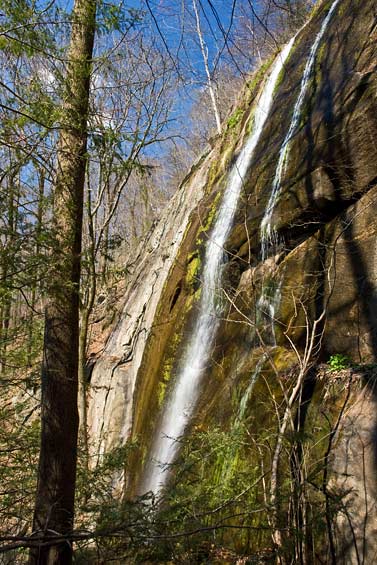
328;353;351;372
227;108;243;130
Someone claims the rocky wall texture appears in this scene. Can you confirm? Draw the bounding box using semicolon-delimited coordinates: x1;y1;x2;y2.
87;0;377;560
87;150;213;459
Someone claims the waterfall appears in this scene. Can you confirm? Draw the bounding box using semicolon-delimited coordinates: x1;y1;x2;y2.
257;278;283;347
219;353;269;487
260;0;341;260
236;354;268;425
140;37;296;497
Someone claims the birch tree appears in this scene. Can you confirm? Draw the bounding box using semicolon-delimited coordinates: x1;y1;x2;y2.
192;0;222;135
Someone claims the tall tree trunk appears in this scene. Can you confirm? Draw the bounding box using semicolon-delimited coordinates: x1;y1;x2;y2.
27;170;45;366
192;0;222;135
30;1;96;563
78;170;98;473
78;275;96;473
0;173;19;373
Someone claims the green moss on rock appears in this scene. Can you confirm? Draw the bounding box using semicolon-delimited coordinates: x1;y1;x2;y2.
185;255;201;288
227;108;244;130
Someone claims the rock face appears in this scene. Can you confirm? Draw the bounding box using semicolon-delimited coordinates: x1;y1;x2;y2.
331;376;377;564
87;150;214;458
87;0;377;560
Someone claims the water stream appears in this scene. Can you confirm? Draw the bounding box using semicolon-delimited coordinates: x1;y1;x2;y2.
257;278;283;347
260;0;341;261
141;38;296;497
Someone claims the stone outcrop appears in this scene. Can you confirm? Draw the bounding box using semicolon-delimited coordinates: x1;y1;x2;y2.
87;150;213;458
331;373;377;564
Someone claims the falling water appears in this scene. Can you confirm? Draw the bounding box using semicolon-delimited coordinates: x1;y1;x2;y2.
257;278;283;347
141;37;296;497
236;354;268;425
219;353;269;487
260;0;341;260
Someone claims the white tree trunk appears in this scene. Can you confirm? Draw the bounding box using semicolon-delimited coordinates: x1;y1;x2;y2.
192;0;222;135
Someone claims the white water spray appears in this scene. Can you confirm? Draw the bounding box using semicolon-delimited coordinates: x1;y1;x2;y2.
257;277;283;347
260;0;341;260
141;38;296;497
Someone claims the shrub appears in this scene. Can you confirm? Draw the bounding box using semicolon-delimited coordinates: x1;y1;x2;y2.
328;353;351;372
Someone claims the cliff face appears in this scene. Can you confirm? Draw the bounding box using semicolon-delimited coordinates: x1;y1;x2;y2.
88;0;377;560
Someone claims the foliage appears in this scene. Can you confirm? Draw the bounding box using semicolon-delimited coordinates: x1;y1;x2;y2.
76;443;136;527
96;3;144;34
0;322;42;557
132;424;274;562
227;108;244;130
328;353;352;372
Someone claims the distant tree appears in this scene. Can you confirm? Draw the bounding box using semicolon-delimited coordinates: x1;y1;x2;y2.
192;0;222;135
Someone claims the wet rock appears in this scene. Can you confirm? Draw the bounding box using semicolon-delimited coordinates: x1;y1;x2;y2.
87;1;377;555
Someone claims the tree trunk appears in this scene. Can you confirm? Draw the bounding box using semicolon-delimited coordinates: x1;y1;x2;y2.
192;0;222;135
78;311;90;471
78;272;96;474
27;170;45;366
0;171;21;372
30;1;96;563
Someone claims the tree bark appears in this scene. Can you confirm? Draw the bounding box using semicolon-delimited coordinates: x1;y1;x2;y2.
30;1;96;563
78;277;96;473
27;170;45;366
